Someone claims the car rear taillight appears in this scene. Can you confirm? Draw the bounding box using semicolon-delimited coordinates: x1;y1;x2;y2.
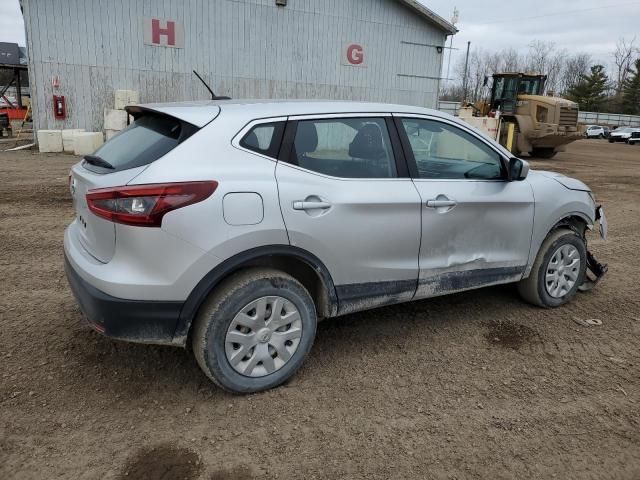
86;181;218;227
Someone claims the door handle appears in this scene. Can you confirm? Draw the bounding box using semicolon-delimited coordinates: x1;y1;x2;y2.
426;199;457;208
293;200;332;210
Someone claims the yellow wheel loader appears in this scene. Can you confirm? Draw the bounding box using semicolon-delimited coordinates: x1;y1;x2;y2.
462;73;582;159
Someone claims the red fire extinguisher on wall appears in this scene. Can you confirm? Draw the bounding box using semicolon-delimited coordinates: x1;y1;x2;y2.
53;95;66;119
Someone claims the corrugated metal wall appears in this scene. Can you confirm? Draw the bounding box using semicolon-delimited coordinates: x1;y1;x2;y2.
23;0;448;132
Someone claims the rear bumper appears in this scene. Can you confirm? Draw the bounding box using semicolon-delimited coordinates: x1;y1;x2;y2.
64;253;184;345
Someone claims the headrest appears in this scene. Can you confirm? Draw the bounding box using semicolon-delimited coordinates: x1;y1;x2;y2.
294;122;318;154
349;123;386;160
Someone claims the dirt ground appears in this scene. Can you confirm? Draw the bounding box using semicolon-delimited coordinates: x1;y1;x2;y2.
1;140;639;479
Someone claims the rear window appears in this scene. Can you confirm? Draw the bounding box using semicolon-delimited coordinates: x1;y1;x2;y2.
83;113;198;173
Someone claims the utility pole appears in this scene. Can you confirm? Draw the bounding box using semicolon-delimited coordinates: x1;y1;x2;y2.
462;41;471;102
445;7;459;83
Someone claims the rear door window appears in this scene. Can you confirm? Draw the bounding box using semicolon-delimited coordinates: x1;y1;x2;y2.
83;113;198;173
288;118;397;178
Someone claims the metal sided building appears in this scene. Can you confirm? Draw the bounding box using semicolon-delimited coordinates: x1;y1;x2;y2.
21;0;456;132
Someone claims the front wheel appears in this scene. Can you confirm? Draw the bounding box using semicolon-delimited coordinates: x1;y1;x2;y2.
518;229;587;308
192;268;317;393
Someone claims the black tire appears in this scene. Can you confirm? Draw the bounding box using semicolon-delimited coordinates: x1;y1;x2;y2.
598;133;604;139
517;229;587;308
192;268;317;394
531;147;557;159
608;138;614;143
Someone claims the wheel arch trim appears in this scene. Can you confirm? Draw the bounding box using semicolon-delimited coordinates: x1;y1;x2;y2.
524;211;593;278
173;245;338;345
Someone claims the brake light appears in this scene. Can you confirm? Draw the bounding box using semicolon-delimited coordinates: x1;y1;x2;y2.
86;181;218;227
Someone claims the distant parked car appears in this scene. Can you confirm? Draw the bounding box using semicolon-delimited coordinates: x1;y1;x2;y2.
629;131;640;145
585;125;607;139
609;127;638;143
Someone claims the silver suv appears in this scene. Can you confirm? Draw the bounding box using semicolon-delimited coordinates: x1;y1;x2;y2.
64;100;608;393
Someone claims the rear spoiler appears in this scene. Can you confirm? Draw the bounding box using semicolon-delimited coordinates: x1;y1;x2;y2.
125;104;221;128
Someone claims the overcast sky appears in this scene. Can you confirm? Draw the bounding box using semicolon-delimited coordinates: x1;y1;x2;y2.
0;0;24;46
425;0;640;74
1;0;639;71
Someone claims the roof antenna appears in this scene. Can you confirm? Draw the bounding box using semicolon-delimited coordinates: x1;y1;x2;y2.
193;70;231;100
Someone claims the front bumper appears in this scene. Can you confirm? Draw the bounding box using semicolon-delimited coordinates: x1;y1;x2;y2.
580;205;608;292
64;253;184;345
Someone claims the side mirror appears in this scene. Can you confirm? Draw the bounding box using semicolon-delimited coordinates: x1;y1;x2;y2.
508;157;529;181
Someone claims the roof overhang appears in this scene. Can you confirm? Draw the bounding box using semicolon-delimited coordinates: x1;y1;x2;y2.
0;63;27;70
396;0;458;35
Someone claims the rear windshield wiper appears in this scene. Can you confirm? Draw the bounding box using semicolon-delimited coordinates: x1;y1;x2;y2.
84;155;114;169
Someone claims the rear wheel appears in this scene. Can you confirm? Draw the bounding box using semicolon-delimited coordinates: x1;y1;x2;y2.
518;229;587;308
531;147;557;159
598;133;604;139
192;268;317;393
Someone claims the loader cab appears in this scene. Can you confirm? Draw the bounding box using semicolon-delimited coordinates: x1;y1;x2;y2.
491;73;547;115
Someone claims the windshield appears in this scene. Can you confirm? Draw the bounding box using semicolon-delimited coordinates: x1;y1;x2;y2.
517;77;544;95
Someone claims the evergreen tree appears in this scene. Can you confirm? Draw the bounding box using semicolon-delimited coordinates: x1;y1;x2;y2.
622;59;640;115
567;65;609;111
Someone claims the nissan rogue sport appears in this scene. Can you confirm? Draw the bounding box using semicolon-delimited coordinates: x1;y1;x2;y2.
64;100;608;393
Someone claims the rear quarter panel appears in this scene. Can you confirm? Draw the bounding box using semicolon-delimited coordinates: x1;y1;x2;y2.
126;109;289;291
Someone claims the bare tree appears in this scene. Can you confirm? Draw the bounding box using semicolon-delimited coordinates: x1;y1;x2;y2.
525;40;555;73
446;40;594;103
523;41;567;93
613;37;637;95
501;48;522;73
558;53;592;95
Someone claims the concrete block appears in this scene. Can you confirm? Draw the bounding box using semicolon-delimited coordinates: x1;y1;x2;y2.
104;109;128;131
37;130;63;153
62;129;85;152
114;90;139;110
105;129;120;141
74;132;104;156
